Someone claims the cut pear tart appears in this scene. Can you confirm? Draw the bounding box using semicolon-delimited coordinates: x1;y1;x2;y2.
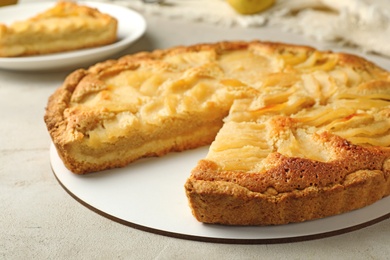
0;1;117;57
44;41;390;225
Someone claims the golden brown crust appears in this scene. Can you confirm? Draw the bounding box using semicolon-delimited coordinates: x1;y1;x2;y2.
44;40;390;225
0;1;117;57
186;136;390;225
190;133;390;193
185;168;390;225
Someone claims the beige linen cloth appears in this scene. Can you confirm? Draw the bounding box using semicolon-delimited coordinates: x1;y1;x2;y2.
103;0;390;57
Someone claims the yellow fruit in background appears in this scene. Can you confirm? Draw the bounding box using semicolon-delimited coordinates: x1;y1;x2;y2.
227;0;275;15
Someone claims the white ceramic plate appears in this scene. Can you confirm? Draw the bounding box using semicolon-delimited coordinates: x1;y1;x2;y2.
0;1;146;71
50;143;390;243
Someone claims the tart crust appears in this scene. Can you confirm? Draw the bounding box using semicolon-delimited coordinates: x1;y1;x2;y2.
44;41;390;225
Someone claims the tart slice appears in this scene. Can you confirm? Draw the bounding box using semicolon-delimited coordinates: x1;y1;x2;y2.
0;1;117;57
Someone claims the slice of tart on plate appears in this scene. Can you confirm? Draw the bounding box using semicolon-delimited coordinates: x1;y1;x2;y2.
0;1;117;57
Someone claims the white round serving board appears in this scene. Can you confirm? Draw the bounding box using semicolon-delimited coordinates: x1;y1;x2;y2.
0;1;146;71
50;143;390;243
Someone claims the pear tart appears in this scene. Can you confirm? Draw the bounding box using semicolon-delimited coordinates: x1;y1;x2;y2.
44;41;390;225
0;1;117;57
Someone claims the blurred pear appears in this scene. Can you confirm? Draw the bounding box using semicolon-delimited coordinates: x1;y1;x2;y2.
227;0;275;15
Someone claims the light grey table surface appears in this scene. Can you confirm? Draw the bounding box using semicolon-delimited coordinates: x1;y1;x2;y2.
1;1;389;259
